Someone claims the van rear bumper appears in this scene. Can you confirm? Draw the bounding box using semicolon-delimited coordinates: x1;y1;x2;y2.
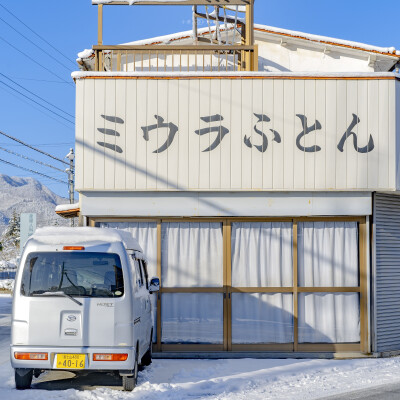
10;346;135;371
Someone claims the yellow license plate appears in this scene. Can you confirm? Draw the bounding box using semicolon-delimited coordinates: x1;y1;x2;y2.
56;354;86;369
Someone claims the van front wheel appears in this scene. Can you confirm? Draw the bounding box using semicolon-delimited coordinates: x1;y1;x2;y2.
15;368;33;390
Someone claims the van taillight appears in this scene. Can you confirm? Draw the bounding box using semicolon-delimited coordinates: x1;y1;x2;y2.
14;352;48;360
63;246;85;251
93;353;128;361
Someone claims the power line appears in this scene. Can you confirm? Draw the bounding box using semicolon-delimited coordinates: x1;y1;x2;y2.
0;79;74;125
0;129;69;166
0;15;72;72
0;3;76;68
0;157;66;184
7;76;71;84
0;84;74;131
0;72;74;119
0;145;66;173
0;80;74;125
0;35;74;87
0;142;73;147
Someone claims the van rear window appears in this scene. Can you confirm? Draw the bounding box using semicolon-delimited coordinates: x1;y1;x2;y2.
20;252;124;298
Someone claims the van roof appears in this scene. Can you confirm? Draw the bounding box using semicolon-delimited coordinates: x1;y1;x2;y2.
29;227;143;252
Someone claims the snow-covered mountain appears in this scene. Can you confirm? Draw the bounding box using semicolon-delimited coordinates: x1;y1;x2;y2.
0;174;70;234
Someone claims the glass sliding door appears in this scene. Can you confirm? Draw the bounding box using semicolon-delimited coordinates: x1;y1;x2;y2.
99;221;158;342
94;217;367;354
160;221;224;349
230;222;294;350
297;221;361;350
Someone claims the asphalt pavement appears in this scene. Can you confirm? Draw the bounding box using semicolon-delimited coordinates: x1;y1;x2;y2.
323;382;400;400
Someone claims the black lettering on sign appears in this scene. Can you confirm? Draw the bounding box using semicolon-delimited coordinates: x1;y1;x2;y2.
141;115;179;153
195;114;229;152
337;113;374;153
296;114;322;153
244;113;281;153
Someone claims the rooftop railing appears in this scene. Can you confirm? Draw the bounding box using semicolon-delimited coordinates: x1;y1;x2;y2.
93;44;257;72
92;0;256;72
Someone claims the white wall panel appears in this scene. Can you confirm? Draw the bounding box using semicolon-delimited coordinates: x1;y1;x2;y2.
75;76;398;192
75;78;84;190
80;191;372;217
93;79;106;190
315;79;326;189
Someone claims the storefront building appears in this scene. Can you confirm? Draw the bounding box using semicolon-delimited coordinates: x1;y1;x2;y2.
70;0;400;357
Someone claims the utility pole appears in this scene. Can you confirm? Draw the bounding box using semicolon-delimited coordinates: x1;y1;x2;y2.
65;148;75;227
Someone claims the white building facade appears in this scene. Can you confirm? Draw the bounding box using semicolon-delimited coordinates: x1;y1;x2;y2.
72;0;400;356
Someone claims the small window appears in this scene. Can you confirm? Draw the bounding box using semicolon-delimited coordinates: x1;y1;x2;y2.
140;260;149;289
135;260;143;287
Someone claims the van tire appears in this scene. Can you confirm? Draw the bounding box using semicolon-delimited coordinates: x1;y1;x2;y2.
122;351;138;391
15;368;33;390
142;333;153;367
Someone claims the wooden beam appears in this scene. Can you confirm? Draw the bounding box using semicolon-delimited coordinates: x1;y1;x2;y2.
98;4;103;45
93;45;254;51
156;220;162;352
161;287;225;293
93;1;252;5
359;219;369;354
293;221;298;352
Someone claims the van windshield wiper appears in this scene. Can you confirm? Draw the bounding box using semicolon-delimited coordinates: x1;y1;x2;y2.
33;291;83;306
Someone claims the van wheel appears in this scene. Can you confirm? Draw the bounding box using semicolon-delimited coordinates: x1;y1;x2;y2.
122;352;138;391
142;333;153;366
15;368;33;390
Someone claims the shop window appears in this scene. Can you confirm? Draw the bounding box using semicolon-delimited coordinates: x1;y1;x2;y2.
298;293;360;343
161;222;223;288
232;293;294;344
161;293;223;344
100;221;158;343
231;222;293;287
298;222;359;287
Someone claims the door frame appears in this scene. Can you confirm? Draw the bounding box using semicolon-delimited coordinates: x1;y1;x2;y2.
89;216;368;353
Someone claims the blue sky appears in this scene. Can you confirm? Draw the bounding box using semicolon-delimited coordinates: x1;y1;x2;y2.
0;0;399;198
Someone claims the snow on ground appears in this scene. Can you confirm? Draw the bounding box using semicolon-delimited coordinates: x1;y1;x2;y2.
2;357;400;400
1;295;400;399
0;260;17;270
0;280;13;291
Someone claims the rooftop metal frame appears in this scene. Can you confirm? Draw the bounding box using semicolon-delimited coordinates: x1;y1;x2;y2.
93;0;257;71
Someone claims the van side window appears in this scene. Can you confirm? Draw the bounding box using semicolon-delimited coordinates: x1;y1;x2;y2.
140;260;149;289
134;259;143;287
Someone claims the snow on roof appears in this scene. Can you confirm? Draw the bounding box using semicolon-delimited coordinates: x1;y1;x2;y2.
72;71;400;80
93;0;236;4
55;202;80;213
77;23;400;62
30;227;143;252
254;24;400;57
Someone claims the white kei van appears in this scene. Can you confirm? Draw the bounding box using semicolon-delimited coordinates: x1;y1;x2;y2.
11;227;159;391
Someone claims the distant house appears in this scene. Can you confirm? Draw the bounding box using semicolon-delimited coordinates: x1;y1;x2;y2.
70;0;400;357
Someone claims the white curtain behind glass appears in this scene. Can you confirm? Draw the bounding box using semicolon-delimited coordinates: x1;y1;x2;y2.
298;293;360;343
161;222;223;288
232;293;293;343
231;222;293;287
99;222;158;278
161;293;223;344
99;222;158;342
298;222;358;287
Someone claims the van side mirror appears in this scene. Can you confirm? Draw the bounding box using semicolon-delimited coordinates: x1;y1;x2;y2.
149;277;160;294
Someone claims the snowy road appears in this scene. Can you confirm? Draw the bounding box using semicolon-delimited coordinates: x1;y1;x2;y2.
2;294;400;399
0;294;11;366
